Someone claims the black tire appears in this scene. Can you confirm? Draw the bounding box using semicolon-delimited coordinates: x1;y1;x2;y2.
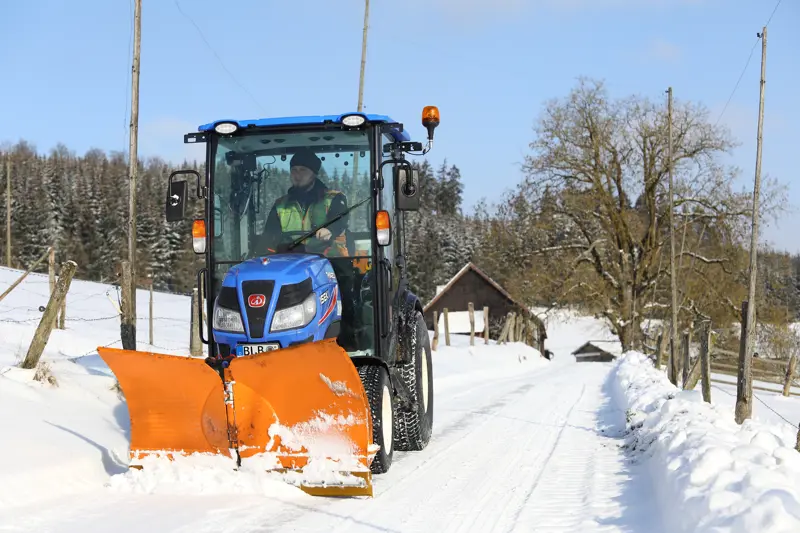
394;310;434;451
358;363;395;474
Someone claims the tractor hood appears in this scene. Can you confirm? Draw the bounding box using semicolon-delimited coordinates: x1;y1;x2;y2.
222;254;331;287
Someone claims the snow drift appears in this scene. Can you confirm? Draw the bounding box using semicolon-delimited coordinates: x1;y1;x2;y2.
612;351;800;533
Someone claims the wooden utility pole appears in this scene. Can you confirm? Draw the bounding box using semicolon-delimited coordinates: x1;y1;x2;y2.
357;0;370;113
667;87;680;386
736;26;767;424
122;0;142;350
5;158;11;267
700;321;712;403
351;0;370;183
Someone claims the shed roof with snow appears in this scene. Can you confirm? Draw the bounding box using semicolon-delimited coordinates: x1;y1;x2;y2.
422;262;545;343
571;340;623;362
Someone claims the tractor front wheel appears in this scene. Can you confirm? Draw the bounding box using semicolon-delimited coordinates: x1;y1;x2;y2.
394;310;434;451
358;364;395;474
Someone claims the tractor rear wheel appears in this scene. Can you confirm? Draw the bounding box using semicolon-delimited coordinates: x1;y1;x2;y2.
358;363;394;474
394;310;434;451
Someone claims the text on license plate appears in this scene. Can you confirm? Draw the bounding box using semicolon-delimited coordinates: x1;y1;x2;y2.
236;343;279;356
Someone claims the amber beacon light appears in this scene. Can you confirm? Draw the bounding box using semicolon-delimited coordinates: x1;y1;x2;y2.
422;106;440;141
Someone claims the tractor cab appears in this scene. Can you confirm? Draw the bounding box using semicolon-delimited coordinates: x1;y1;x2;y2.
165;109;440;363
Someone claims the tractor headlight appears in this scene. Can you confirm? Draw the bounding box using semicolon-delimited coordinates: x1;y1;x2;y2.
214;121;238;135
213;305;244;333
341;114;366;127
270;292;317;332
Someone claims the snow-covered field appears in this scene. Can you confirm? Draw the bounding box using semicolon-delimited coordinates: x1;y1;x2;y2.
1;266;800;532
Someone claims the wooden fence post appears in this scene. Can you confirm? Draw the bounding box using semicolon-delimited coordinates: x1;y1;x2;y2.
498;312;512;344
682;330;691;387
468;302;475;346
795;425;800;453
783;355;797;397
432;310;439;351
48;248;57;329
483;306;489;344
655;329;664;369
58;274;66;330
736;300;752;424
701;321;712;403
443;308;451;347
21;261;77;369
190;288;202;357
120;261;136;350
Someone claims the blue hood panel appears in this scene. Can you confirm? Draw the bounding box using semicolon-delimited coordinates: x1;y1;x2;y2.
212;254;342;354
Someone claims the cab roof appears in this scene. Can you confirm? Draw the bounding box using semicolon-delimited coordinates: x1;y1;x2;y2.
197;112;411;142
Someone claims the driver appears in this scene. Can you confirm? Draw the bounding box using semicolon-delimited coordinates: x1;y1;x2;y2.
259;147;349;256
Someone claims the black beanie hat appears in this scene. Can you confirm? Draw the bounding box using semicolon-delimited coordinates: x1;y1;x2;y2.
290;148;321;174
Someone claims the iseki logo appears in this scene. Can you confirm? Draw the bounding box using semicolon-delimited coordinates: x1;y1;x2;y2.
248;294;266;308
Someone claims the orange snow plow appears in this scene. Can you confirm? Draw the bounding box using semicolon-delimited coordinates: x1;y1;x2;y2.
98;339;376;497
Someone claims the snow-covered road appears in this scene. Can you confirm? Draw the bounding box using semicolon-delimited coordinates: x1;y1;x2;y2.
0;355;663;533
4;271;800;532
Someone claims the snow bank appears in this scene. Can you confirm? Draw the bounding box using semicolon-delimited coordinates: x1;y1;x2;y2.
611;351;800;533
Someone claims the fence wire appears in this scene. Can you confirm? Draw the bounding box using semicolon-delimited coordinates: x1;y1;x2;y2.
711;383;799;430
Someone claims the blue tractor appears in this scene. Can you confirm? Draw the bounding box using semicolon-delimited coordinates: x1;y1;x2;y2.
99;108;440;497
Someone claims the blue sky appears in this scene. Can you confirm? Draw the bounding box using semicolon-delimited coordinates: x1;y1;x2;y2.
1;0;798;252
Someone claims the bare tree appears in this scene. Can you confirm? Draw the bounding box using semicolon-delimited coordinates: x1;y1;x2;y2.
511;78;785;351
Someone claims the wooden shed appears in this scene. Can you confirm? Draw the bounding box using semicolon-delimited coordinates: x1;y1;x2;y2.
422;262;546;352
571;341;622;362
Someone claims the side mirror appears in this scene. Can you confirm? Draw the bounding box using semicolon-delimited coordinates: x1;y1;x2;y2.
166;179;188;222
394;167;420;211
166;169;206;222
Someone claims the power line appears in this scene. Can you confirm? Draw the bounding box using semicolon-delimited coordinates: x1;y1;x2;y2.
173;0;265;113
713;0;782;127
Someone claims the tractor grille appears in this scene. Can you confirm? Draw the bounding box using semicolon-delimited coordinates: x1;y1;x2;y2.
241;280;275;339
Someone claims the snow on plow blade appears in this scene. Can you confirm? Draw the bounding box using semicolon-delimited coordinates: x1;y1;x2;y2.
97;339;375;498
229;339;374;496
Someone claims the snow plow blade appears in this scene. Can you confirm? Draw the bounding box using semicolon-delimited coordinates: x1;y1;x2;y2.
97;339;375;497
229;339;374;497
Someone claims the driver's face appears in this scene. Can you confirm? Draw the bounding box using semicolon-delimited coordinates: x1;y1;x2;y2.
290;165;315;189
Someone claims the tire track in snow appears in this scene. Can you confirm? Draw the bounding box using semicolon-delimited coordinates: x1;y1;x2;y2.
273;363;664;533
279;366;581;533
506;364;665;533
197;365;562;533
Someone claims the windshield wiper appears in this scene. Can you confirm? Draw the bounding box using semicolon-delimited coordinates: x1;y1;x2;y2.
286;196;371;252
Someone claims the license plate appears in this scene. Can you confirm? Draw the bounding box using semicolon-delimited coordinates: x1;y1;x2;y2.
235;343;280;356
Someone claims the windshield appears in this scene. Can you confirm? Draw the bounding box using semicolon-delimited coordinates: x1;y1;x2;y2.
211;128;373;265
209;127;378;356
